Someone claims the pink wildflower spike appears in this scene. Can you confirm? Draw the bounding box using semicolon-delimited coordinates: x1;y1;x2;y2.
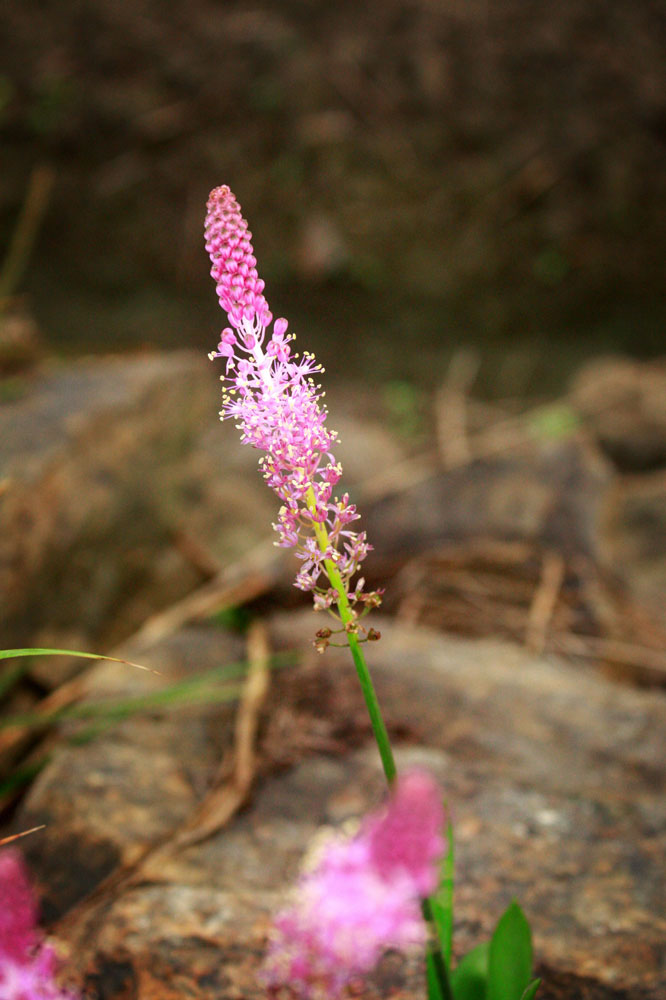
0;849;79;1000
260;770;445;997
205;186;382;624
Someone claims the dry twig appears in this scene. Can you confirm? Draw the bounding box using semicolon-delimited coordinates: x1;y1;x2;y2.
436;348;480;468
551;633;666;683
54;622;273;963
525;551;566;655
165;619;270;851
0;165;54;306
125;540;282;652
0;825;45;847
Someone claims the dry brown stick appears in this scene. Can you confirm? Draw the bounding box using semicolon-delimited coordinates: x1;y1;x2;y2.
171;528;223;579
0;825;45;847
158;620;271;853
436;348;481;468
525;551;566;655
0;165;55;305
54;622;273;961
125;539;282;652
357;450;440;503
551;632;666;680
0;674;89;765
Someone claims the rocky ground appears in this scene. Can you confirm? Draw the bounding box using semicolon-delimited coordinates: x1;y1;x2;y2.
1;349;665;998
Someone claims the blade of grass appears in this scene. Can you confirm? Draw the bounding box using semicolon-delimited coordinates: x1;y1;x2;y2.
0;651;296;732
0;676;244;803
0;648;159;674
0;661;29;700
0;757;47;799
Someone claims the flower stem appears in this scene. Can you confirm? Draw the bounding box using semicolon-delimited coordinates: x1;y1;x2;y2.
306;489;451;999
422;898;454;1000
306;488;397;785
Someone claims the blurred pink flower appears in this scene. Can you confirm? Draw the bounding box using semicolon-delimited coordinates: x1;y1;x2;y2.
0;850;77;1000
262;769;445;997
0;849;39;962
365;768;446;896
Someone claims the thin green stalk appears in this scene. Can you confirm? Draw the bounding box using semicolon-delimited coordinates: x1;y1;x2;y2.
306;486;396;784
423;897;454;1000
307;487;455;999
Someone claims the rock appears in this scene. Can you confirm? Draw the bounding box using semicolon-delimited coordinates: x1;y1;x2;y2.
16;625;245;921
359;437;666;681
8;614;665;999
570;358;666;473
0;351;278;651
363;438;613;573
0;352;210;648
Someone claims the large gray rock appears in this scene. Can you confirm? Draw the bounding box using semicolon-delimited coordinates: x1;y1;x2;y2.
363;439;613;570
9;615;665;999
0;353;217;649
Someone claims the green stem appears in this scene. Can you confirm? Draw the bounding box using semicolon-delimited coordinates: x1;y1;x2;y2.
306;488;450;1000
306;487;396;785
423;898;454;1000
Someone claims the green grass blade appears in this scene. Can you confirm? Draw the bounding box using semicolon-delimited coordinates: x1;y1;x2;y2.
0;661;28;700
0;647;155;672
427;950;447;1000
0;651;297;732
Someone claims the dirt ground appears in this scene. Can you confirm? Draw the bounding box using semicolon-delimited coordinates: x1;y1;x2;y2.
1;0;665;391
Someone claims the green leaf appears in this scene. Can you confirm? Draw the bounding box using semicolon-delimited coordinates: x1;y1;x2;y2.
426;945;454;1000
450;941;489;1000
527;403;579;441
427;950;447;1000
519;978;541;1000
487;902;533;1000
430;818;455;964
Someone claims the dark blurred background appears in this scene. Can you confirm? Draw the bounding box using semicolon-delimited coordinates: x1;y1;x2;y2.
1;0;665;394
